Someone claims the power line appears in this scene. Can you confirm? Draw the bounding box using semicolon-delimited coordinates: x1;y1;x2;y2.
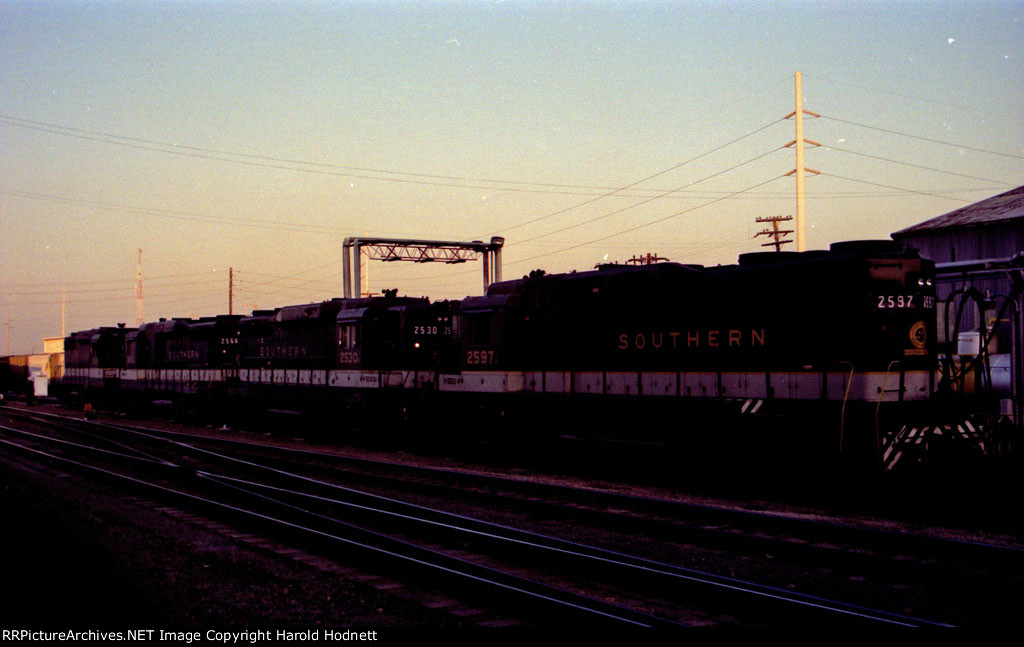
823;145;1017;185
0;116;636;197
806;74;977;114
515;146;785;246
5;177;1003;259
818;172;973;203
0;83;794;199
235;261;344;304
817;114;1024;160
8;285;227;307
236;270;341;286
506;174;789;269
0;112;791;199
6;87;1013;307
371;146;788;285
0;278;222;297
385;144;786;286
522;77;792;196
3;189;352;235
145;289;236;309
484;119;786;238
0;270;219;289
3;127;789;303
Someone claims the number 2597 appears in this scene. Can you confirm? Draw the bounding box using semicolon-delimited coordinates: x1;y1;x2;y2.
466;350;495;365
877;295;913;309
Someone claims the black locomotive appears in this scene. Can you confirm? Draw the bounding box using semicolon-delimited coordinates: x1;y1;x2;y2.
60;240;938;465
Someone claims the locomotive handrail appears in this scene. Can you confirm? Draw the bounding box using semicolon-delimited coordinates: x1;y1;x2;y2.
838;361;855;454
940;287;1019;397
942;287;990;393
876;361;902;459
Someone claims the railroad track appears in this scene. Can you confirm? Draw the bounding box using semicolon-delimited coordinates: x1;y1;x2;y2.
3;405;1014;625
0;421;667;627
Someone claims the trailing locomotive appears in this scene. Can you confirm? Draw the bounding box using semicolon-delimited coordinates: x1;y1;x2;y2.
59;240;939;466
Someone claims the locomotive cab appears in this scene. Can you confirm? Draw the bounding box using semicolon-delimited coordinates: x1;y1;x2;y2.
335;295;430;370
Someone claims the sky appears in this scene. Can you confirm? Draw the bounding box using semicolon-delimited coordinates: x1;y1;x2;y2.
1;0;1022;354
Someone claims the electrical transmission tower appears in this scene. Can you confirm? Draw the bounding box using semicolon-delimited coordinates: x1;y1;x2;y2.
753;215;794;252
784;71;820;251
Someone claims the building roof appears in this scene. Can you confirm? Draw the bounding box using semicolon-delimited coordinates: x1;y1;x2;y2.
894;185;1024;236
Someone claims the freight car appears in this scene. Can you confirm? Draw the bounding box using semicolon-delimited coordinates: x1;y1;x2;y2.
58;240;942;467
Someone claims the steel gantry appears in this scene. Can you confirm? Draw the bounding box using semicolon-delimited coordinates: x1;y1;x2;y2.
342;236;505;298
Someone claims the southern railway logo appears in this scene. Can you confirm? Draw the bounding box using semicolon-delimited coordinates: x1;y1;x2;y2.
910;321;927;349
905;320;928;356
617;328;767;351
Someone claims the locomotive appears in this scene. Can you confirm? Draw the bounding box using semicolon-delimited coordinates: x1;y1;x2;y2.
60;240;939;467
447;239;937;463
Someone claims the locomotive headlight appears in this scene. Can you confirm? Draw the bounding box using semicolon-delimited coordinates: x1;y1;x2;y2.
917;278;925;286
926;279;933;287
414;342;421;349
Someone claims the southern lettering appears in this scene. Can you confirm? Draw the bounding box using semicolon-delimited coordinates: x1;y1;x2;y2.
617;328;766;351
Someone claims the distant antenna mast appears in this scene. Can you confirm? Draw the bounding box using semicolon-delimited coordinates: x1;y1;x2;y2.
135;248;144;327
784;71;820;252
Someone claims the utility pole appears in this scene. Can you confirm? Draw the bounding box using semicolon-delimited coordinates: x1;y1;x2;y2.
625;253;670;265
229;267;234;315
784;71;820;252
4;317;11;355
135;248;144;327
61;286;66;338
753;215;794;252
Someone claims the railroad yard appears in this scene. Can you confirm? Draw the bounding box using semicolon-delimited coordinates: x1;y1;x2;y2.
2;400;1022;630
3;0;1022;636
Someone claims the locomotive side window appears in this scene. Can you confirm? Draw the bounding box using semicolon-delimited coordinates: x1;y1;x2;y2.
339;324;359;349
466;313;492;345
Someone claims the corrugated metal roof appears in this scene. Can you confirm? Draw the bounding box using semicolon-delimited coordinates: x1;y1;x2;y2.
894;185;1024;235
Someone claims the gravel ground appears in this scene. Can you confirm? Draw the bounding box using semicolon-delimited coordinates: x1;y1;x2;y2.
0;455;464;630
38;400;1022;547
3;400;1022;629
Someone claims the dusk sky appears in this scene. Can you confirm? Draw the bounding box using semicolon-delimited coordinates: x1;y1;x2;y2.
2;0;1022;353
